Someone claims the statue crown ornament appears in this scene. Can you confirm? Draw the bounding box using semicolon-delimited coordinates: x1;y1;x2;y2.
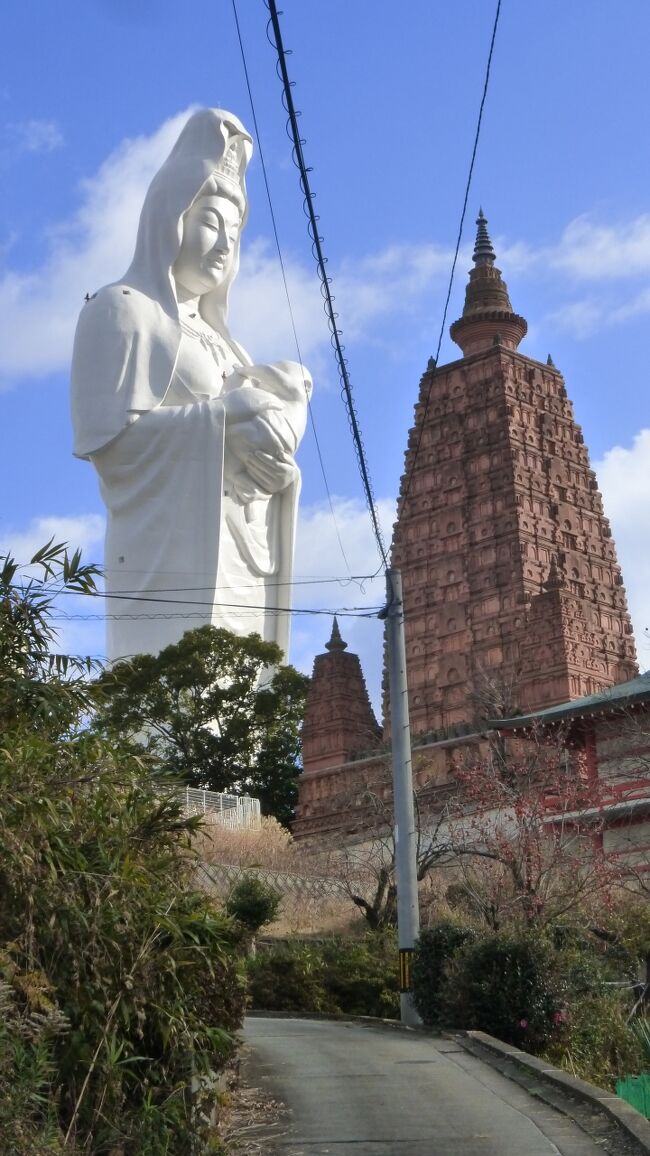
214;138;244;192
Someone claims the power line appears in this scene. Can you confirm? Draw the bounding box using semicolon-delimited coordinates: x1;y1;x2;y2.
264;0;389;574
231;0;354;577
398;0;503;511
59;587;381;613
57;574;379;597
50;605;383;622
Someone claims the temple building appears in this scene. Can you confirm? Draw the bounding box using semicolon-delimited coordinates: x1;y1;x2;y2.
295;213;638;839
300;616;381;773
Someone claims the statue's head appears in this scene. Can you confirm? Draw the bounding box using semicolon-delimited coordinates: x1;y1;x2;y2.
125;109;253;331
172;175;244;301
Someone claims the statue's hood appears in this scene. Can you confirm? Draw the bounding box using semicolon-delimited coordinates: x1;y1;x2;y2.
124;107;253;336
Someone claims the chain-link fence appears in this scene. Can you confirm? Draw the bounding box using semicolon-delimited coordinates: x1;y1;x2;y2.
196;860;348;903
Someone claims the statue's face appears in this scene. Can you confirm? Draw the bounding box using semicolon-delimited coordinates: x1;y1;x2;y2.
173;194;241;298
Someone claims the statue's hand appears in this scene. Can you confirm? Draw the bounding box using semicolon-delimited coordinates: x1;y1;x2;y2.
222;384;282;425
245;451;298;494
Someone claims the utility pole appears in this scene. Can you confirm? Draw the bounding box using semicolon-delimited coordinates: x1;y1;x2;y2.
384;567;421;1026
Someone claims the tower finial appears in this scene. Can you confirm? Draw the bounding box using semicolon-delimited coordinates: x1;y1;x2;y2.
325;615;348;652
473;208;496;266
449;209;527;355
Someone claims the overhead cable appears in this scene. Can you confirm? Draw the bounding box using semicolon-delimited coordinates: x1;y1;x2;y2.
231;0;353;576
398;0;503;510
58;573;378;597
50;604;383;622
265;0;389;574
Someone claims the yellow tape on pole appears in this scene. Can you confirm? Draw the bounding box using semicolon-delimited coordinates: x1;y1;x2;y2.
399;949;414;993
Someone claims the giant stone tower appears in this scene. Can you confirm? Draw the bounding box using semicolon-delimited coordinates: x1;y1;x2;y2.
391;211;637;737
295;212;638;838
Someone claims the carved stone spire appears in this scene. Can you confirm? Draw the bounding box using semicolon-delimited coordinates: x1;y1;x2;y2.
473;207;496;265
325;615;347;652
301;621;381;775
450;210;528;356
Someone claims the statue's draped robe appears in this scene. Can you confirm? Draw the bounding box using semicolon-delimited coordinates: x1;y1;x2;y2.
70;109;308;662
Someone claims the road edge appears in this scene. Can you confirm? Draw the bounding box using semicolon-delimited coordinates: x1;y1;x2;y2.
455;1029;650;1153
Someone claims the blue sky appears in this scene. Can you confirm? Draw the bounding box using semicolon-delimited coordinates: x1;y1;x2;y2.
2;0;650;707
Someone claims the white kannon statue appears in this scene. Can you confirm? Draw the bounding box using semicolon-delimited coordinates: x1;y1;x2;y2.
71;109;311;662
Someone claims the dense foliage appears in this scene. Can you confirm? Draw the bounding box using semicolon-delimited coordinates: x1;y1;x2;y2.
246;943;329;1015
246;933;399;1019
319;934;399;1018
546;990;644;1090
439;931;565;1050
0;977;69;1154
0;543;246;1153
411;922;477;1027
93;625;309;825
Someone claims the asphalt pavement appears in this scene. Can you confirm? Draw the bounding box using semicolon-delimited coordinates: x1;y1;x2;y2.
242;1016;620;1155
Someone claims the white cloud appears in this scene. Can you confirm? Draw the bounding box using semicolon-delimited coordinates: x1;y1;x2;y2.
611;287;650;324
9;119;64;154
0;109;195;380
336;243;452;338
551;215;650;281
498;215;650;284
595;430;650;668
0;513;105;564
545;298;604;339
234;238;453;370
498;215;650;339
496;238;536;275
0;109;451;384
293;495;393;589
230;238;325;366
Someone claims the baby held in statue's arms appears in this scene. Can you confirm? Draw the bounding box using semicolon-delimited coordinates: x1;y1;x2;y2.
221;360;311;503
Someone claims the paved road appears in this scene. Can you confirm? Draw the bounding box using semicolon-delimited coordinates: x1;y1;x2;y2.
242;1017;613;1155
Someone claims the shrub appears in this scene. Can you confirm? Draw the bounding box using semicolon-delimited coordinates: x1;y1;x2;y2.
226;874;282;934
0;733;246;1154
412;922;478;1026
246;943;329;1013
440;931;565;1051
320;933;399;1019
246;933;399;1019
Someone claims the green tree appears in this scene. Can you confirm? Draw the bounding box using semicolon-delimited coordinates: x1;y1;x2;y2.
226;874;282;935
93;625;309;825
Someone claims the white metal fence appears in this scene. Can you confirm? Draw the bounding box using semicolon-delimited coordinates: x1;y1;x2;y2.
180;788;261;829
